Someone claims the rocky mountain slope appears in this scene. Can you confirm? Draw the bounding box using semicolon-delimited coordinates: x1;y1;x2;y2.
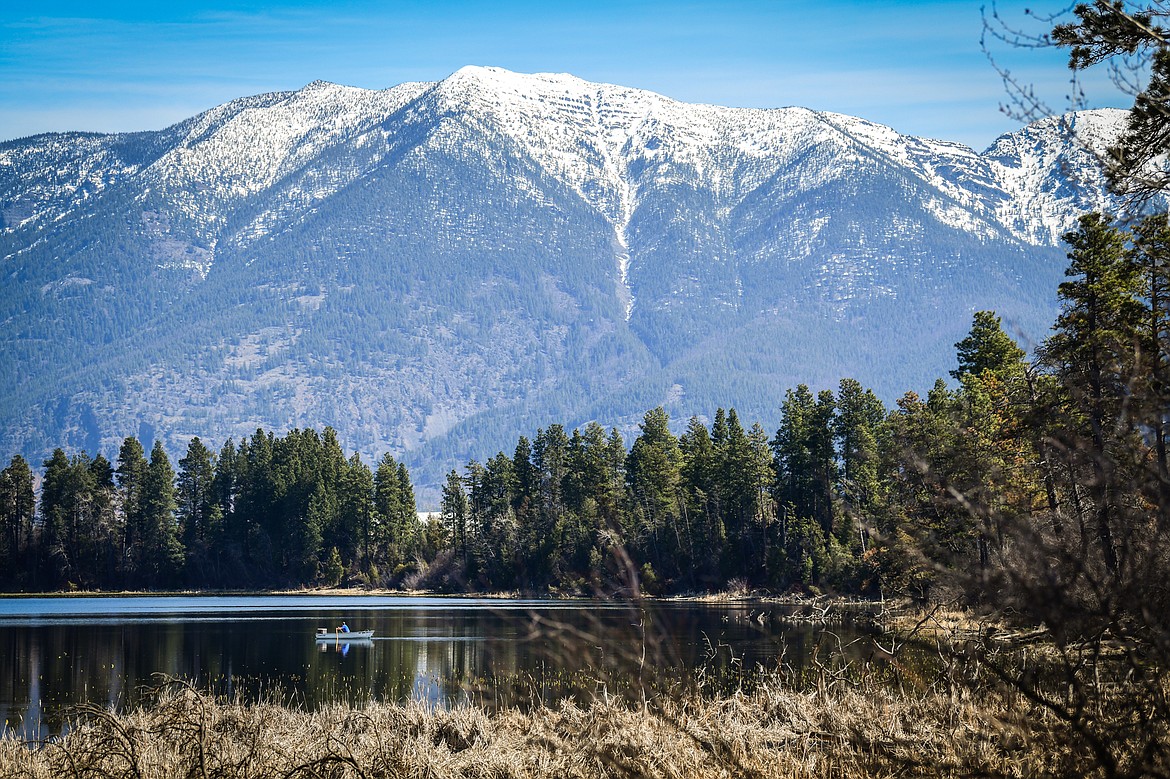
0;66;1132;496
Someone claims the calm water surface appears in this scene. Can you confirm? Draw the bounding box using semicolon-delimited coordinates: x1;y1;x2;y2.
0;595;870;737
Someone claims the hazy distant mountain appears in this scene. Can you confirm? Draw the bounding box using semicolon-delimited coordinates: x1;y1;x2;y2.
0;66;1131;498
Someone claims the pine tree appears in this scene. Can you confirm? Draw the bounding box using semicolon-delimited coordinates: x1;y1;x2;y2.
40;448;78;586
525;426;569;586
474;452;519;589
720;409;752;561
374;453;407;569
745;422;777;582
140;441;184;587
177;437;216;555
211;439;238;538
296;483;331;583
881;386;962;599
463;459;487;581
679;416;724;586
1041;212;1145;574
441;469;469;569
116;436;148;581
512;436;535;526
337;452;375;576
951;311;1027;382
772;387;837;539
625;408;683;586
834;379;885;548
396;462;419;560
87;454;119;587
0;455;35;586
948;315;1035;579
1054;3;1170;198
604;428;627;532
323;546;344;587
40;452;121;590
234;429;276;577
1129;213;1170;520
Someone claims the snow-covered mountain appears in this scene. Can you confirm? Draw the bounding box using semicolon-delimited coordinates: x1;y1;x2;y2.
0;66;1134;495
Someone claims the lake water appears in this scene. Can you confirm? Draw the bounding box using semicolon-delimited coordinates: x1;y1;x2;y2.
0;595;874;738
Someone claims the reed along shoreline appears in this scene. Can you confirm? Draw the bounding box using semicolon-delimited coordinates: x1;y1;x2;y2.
0;672;1079;779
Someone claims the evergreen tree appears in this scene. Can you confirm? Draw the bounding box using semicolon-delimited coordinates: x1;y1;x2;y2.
296;483;331;583
512;435;535;525
234;429;276;578
679;416;724;587
1041;212;1145;574
87;454;119;587
951;311;1027;382
338;452;375;574
116;436;148;581
1129;213;1170;520
441;469;469;567
40;448;79;586
374;453;410;570
524;426;569;586
1054;3;1170;197
396;462;419;560
604;427;627;531
208;438;241;582
772;387;837;540
745;422;777;583
474;452;519;589
834;379;885;551
270;428;325;579
323;545;344;587
625;407;683;587
177;437;217;577
719;409;753;570
37;449;117;589
948;313;1035;579
558;423;618;589
880;385;962;599
139;441;184;587
463;459;487;581
0;455;35;586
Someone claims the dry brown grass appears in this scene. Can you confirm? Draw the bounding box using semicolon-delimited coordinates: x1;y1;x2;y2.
3;598;1159;777
876;603;1027;646
0;673;1085;779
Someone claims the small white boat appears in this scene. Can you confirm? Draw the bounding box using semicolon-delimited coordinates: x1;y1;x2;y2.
315;627;374;641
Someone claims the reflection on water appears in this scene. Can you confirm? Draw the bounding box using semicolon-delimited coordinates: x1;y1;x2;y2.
0;596;874;738
318;639;372;656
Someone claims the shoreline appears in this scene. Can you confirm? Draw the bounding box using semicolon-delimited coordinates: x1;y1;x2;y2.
0;586;893;609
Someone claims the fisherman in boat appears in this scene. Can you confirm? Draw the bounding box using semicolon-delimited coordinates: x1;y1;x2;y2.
339;621;350;633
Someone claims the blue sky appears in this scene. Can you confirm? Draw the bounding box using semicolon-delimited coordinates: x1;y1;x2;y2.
0;1;1130;149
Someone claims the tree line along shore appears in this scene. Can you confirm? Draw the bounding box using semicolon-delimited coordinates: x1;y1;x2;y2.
0;211;1165;609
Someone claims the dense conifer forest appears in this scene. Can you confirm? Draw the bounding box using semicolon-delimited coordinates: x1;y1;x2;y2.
1;210;1166;603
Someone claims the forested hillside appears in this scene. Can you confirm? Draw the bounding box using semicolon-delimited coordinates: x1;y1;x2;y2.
3;209;1164;602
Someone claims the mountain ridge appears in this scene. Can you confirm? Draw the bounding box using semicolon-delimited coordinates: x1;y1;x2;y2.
0;67;1138;500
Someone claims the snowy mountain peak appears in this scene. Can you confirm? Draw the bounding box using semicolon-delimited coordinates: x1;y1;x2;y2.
0;67;1132;255
449;64;600;91
0;66;1149;487
412;67;1125;248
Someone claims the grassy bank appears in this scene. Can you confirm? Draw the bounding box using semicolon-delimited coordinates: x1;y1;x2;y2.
0;673;1084;778
4;604;1162;777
